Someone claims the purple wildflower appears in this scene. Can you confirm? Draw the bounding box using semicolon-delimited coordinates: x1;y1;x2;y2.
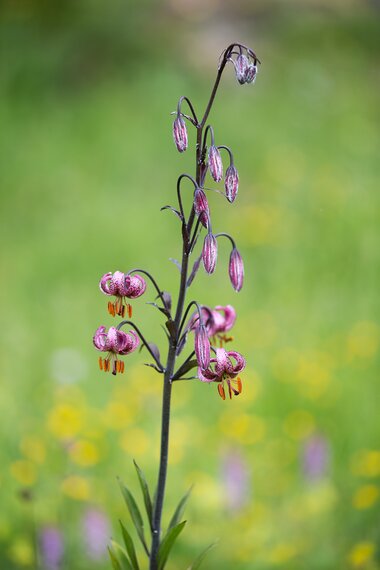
39;526;64;570
189;305;236;341
225;164;239;203
202;232;218;274
302;435;330;482
208;145;223;182
229;248;244;292
173;115;188;152
99;271;146;317
93;326;139;375
194;324;211;370
198;347;245;400
82;508;111;561
221;449;250;512
194;187;210;228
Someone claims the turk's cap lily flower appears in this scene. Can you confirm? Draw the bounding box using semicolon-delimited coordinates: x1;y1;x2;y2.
189;304;236;341
194;323;211;370
173;115;188;152
225;164;239;203
99;271;146;317
198;348;245;399
194;187;210;228
202;232;218;274
229;248;244;292
93;326;139;375
208;145;223;182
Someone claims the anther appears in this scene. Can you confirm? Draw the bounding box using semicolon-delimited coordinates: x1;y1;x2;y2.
218;383;226;400
98;357;103;370
127;304;132;318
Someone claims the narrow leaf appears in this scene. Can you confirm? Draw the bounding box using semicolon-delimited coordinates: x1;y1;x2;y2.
187;255;202;287
133;460;153;531
118;479;149;557
110;541;133;570
160;205;183;220
158;520;186;570
119;521;140;570
172;360;198;381
187;541;218;570
161;291;172;312
168;487;192;532
108;547;123;570
169;258;181;271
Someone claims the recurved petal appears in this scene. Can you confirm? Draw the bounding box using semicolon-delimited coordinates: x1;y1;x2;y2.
215;304;236;332
123;274;147;298
197;364;219;383
119;330;140;355
93;326;107;351
111;271;125;295
99;273;113;296
227;351;246;375
214;348;232;375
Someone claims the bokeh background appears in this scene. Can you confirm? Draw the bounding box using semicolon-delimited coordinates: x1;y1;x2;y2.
1;0;379;568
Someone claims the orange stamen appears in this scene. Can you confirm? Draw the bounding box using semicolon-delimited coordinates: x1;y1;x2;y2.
120;360;125;373
121;305;126;318
127;304;132;318
218;383;226;400
228;382;233;399
98;357;103;370
236;377;242;394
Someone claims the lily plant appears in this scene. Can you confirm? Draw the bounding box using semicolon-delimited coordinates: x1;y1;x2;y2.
92;42;260;570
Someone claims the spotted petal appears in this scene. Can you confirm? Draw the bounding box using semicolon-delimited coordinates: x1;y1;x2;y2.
119;330;140;355
99;273;113;296
93;326;108;351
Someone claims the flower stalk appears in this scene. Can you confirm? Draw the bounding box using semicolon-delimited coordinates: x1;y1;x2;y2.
92;42;260;570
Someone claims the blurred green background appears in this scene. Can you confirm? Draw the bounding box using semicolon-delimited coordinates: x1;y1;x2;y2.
1;0;380;568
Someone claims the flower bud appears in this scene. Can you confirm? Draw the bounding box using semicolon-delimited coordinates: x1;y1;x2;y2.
172;115;188;152
235;54;249;85
225;165;239;203
194;187;210;228
194;324;211;370
202;232;218;274
208;145;223;182
229;248;244;292
245;63;257;84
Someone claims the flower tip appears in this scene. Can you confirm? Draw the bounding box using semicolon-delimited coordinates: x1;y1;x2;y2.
229;248;244;292
173;115;188;153
202;233;218;274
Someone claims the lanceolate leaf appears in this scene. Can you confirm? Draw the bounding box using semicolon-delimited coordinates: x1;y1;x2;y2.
108;547;123;570
119;521;140;570
168;487;192;531
187;541;218;570
158;520;186;570
118;479;149;556
111;541;134;570
133;460;153;531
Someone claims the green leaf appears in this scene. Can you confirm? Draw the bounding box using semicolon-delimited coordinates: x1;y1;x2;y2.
133;460;153;531
187;541;218;569
108;547;123;570
158;520;186;570
167;486;192;532
118;478;149;557
110;541;133;570
119;521;140;570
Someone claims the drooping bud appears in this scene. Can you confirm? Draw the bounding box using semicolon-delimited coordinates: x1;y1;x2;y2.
194;324;211;370
245;63;258;84
225;164;239;203
194;187;210;228
208;145;223;182
173;115;188;152
235;54;249;85
229;247;244;292
202;232;218;274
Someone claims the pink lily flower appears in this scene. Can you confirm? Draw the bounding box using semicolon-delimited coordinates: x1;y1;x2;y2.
99;271;146;317
93;326;140;375
189;305;236;346
197;348;245;400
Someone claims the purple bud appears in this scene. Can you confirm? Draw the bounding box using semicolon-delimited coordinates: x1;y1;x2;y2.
245;63;258;84
208;145;223;183
194;324;211;370
229;248;244;291
172;115;188;152
235;54;249;85
225;165;239;203
194;187;210;228
202;233;218;274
